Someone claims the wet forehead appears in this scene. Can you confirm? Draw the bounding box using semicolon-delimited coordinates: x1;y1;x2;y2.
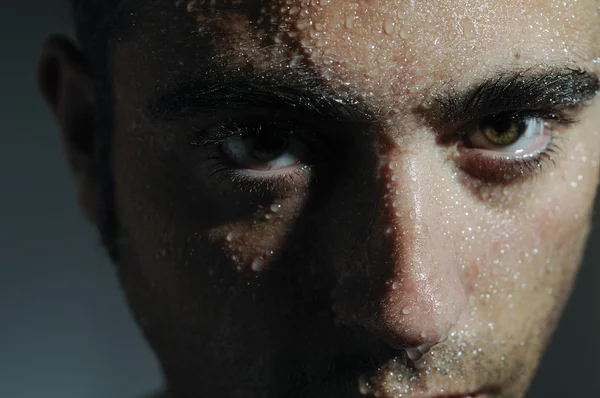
119;0;600;111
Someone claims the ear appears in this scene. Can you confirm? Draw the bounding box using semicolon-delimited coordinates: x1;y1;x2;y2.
37;35;100;226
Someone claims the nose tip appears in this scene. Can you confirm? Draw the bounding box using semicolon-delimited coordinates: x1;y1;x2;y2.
359;271;468;352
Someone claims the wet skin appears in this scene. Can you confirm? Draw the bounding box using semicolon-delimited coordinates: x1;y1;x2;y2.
39;0;600;397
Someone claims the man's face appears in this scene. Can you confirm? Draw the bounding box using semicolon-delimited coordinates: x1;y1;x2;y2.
79;0;600;397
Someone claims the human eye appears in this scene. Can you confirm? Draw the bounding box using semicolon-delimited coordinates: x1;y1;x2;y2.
190;113;330;195
455;109;579;183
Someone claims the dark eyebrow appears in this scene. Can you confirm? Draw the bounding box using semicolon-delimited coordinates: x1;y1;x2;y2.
431;66;600;125
146;69;373;125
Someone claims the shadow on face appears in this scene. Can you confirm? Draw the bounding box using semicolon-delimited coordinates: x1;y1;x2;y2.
38;1;600;397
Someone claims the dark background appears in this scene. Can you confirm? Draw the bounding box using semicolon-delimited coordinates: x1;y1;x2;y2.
1;2;598;397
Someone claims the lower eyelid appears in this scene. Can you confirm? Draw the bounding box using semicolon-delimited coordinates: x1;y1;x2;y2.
199;155;315;196
455;140;560;184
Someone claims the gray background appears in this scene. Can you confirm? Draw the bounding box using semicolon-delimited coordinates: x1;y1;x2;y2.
1;2;597;397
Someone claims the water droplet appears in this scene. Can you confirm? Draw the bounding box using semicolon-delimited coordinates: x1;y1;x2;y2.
358;375;373;395
409;210;416;221
461;18;476;40
226;232;234;242
295;19;310;30
270;203;282;213
344;14;355;29
391;281;400;290
401;305;411;314
251;257;265;272
399;26;410;39
420;330;428;338
383;17;395;35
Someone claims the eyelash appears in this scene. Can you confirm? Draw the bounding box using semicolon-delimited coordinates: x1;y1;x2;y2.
190;108;578;192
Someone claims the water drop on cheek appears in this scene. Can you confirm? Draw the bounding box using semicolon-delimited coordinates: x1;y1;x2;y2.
409;210;416;221
344;14;355;29
251;257;265;272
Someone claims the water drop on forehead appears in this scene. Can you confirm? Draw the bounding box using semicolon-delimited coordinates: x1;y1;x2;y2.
399;26;410;40
383;17;395;35
461;19;476;40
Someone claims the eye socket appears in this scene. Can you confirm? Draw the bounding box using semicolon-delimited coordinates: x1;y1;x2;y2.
454;110;572;183
191;114;331;194
465;113;549;155
221;129;309;171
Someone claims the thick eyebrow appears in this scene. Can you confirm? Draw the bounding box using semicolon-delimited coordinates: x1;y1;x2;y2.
146;69;373;125
146;65;600;129
432;66;600;125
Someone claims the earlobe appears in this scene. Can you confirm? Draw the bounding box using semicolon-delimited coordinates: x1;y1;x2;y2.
37;35;100;226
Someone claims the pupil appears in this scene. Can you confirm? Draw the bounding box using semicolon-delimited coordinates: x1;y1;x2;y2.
247;134;290;161
489;115;526;137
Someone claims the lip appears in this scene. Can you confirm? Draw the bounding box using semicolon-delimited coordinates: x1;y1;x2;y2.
433;388;493;398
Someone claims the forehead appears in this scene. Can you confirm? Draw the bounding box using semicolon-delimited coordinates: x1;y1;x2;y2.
114;0;600;109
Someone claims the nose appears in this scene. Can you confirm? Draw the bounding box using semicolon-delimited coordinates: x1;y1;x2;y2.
329;153;468;351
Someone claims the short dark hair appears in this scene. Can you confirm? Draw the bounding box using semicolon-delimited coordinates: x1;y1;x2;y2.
68;0;121;263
